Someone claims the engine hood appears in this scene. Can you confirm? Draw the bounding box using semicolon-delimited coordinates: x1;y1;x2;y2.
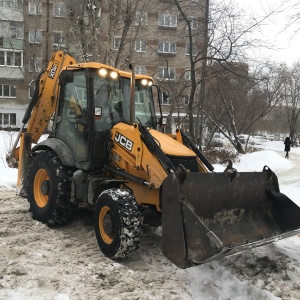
149;129;196;157
112;123;196;157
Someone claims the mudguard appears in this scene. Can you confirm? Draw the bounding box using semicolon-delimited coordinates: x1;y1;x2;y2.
161;166;300;268
33;138;75;167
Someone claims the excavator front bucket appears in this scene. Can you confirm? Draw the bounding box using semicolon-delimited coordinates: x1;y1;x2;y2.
161;166;300;269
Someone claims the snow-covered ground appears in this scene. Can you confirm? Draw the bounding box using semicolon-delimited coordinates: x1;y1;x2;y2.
1;131;300;300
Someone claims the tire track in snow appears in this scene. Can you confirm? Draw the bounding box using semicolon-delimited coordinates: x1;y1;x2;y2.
0;190;193;300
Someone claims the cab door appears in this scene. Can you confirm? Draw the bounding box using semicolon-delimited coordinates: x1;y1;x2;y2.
56;71;89;163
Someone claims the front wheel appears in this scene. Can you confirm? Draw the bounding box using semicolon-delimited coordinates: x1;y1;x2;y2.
27;151;75;226
94;188;143;260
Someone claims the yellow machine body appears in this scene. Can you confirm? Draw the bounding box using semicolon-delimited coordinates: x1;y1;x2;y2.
7;51;300;269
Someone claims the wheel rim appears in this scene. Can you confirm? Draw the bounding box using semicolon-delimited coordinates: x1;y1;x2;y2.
34;169;49;208
99;206;114;244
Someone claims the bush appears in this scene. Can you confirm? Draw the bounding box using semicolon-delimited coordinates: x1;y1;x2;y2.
202;146;239;164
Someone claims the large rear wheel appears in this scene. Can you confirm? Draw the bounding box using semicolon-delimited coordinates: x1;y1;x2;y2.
27;151;75;226
94;188;143;260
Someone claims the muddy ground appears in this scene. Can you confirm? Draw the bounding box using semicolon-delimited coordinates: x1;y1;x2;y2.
1;189;300;300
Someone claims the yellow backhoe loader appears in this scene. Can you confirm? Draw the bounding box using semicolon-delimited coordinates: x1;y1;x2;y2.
7;51;300;268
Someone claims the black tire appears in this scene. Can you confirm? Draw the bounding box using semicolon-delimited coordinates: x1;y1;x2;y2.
27;150;75;226
94;188;143;260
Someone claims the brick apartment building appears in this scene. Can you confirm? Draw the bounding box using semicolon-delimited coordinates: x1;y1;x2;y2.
0;0;207;132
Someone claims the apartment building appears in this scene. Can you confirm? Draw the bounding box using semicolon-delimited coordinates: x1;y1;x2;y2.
0;0;207;131
0;0;24;128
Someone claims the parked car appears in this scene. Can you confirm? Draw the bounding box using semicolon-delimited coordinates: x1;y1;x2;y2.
211;133;224;147
237;134;259;145
252;135;266;145
237;134;250;144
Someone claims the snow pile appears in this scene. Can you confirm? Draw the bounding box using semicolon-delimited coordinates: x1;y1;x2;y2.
0;131;18;189
237;150;291;172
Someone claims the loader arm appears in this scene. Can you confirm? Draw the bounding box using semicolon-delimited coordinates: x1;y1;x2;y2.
108;122;201;211
6;51;76;191
109;123;171;210
26;51;76;143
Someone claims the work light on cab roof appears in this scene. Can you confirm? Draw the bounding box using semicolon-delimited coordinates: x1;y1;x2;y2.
141;78;153;86
98;67;118;79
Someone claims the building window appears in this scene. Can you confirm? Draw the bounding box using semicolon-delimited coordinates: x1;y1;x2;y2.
158;14;177;28
9;21;23;39
135;65;146;74
29;85;35;98
135;92;145;104
0;50;23;67
0;21;22;39
186;43;198;56
10;113;16;125
29;57;42;72
161;93;171;105
135;11;148;26
29;30;42;44
53;3;66;18
53;31;65;48
15;52;22;66
0;84;16;98
29;1;42;15
7;52;14;65
0;21;9;38
158;41;176;54
0;0;18;8
184;95;189;105
157;67;175;81
135;39;146;52
113;36;121;50
0;113;16;126
185;70;191;80
189;18;199;30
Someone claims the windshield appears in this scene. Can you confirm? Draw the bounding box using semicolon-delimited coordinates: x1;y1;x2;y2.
123;78;156;126
93;74;156;131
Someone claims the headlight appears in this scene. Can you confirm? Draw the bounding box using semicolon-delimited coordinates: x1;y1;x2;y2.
99;68;107;77
141;79;153;86
110;71;118;79
99;68;118;80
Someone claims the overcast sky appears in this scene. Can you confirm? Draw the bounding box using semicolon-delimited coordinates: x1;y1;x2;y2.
236;0;300;65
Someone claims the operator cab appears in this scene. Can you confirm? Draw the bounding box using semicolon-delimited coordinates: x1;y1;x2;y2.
55;66;156;170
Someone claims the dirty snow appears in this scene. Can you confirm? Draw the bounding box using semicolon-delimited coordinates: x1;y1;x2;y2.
1;131;300;300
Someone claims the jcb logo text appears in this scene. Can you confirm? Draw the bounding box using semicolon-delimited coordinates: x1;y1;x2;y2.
48;60;60;79
114;132;133;152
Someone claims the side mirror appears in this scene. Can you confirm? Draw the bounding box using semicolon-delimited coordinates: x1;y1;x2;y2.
94;106;102;117
158;116;168;126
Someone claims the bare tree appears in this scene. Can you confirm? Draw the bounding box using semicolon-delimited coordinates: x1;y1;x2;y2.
171;0;282;143
281;61;300;143
68;0;151;68
203;62;284;153
282;0;300;33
